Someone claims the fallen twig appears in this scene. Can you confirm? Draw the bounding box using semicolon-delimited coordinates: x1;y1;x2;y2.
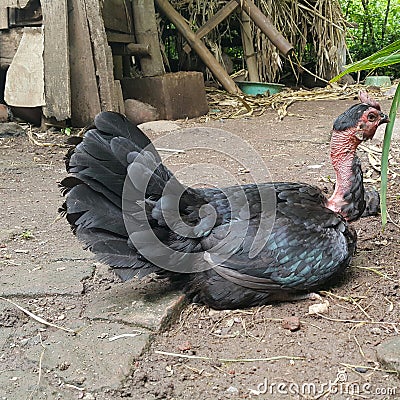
314;313;400;325
156;147;185;153
26;126;70;148
155;350;304;363
351;265;397;282
108;332;143;341
0;296;77;334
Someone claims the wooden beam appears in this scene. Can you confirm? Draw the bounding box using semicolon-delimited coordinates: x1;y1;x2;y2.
111;42;150;56
155;0;240;94
106;31;135;43
132;0;165;76
183;0;238;53
240;11;259;82
236;0;293;56
41;0;71;121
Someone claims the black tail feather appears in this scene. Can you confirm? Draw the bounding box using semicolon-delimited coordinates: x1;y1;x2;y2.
60;112;178;279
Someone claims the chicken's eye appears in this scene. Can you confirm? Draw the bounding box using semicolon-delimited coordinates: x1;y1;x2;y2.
367;113;377;121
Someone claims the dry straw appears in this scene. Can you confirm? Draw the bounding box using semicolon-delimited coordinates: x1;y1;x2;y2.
164;0;347;82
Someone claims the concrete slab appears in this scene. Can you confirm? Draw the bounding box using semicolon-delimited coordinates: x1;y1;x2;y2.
0;228;19;244
138;120;181;134
0;370;60;400
0;327;12;350
376;336;400;373
84;278;186;332
0;260;94;297
24;321;151;391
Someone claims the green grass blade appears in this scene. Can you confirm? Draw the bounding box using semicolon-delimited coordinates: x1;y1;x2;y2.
380;84;400;230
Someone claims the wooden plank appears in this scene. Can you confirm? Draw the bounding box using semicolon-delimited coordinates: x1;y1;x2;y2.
68;0;101;126
102;0;133;33
183;1;238;53
132;0;165;76
0;7;9;30
114;80;125;114
41;0;70;120
85;0;119;112
106;31;135;43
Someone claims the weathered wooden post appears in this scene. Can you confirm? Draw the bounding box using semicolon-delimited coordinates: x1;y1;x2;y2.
131;0;165;76
240;11;259;82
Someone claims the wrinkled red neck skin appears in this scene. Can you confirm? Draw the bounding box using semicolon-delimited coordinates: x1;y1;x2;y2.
326;129;362;217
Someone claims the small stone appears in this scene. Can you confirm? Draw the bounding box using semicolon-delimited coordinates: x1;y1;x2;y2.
376;336;400;373
354;367;367;373
0;104;9;122
82;393;96;400
124;99;159;125
370;327;382;335
308;300;329;315
226;386;239;394
282;316;301;332
177;341;191;351
58;361;70;371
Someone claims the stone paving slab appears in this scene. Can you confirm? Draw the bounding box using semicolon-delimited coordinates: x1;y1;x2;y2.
0;370;58;400
24;321;151;392
0;260;94;297
84;277;186;332
376;336;400;373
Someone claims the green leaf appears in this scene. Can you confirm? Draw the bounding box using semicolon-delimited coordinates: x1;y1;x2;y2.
380;83;400;230
330;40;400;83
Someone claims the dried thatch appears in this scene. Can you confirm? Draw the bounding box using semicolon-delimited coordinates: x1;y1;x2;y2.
163;0;347;83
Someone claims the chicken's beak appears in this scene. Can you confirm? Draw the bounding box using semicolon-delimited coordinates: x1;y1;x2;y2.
379;112;390;125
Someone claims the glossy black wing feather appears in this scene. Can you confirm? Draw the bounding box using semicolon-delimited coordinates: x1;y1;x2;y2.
189;183;356;308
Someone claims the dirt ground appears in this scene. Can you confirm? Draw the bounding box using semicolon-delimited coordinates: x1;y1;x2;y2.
1;97;400;399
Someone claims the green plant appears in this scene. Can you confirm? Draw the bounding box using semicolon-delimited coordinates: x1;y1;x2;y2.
62;127;72;136
20;230;34;240
340;0;400;77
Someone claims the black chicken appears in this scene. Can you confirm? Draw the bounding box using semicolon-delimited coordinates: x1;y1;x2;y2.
60;92;388;309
